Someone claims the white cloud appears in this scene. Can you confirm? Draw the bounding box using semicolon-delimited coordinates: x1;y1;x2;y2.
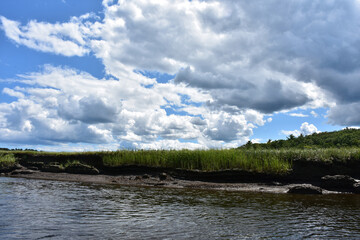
0;15;92;56
2;0;360;149
0;65;256;149
281;122;319;137
281;130;301;137
300;122;319;135
244;109;266;126
136;139;204;150
289;113;308;118
345;126;360;130
94;0;359;123
2;88;25;99
203;112;252;141
310;111;318;118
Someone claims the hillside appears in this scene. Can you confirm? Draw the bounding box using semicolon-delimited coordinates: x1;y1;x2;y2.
241;128;360;149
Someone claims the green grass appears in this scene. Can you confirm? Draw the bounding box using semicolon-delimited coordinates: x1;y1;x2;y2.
63;160;82;168
101;148;360;173
101;149;292;174
2;148;360;174
0;153;16;168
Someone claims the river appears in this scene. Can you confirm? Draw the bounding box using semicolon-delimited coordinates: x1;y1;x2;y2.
1;177;359;239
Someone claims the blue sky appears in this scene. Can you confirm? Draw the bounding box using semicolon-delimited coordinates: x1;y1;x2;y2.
0;0;359;151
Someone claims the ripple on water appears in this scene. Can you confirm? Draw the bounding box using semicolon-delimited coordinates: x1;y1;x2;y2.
0;177;360;239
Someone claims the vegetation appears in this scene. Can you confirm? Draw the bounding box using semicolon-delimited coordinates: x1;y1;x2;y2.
102;149;292;174
0;153;16;169
0;147;38;152
63;160;82;168
240;128;360;149
1;129;359;175
0;148;359;174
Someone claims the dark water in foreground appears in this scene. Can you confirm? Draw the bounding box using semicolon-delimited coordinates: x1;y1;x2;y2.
0;177;359;239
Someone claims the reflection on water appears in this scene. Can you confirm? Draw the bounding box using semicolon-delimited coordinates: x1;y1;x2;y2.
1;177;359;239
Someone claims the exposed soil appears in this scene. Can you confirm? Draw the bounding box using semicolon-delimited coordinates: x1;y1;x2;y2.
1;167;347;194
2;156;360;194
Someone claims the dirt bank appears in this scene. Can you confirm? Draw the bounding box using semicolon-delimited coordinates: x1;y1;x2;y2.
2;168;351;194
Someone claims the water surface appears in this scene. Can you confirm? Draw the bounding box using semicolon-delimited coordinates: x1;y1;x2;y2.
1;177;359;239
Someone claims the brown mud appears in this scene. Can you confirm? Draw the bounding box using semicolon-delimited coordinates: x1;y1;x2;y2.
2;165;358;194
1;152;359;194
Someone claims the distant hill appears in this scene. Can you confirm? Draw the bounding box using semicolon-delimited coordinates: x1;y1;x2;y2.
240;128;360;149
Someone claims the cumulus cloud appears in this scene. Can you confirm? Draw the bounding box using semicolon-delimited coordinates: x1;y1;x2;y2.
94;0;355;119
281;122;319;137
203;112;252;141
107;0;360;121
2;0;360;149
0;14;95;56
3;1;358;113
0;65;258;149
289;113;308;118
134;139;204;150
300;122;319;135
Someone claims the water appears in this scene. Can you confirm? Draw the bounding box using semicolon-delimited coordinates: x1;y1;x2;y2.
1;177;359;239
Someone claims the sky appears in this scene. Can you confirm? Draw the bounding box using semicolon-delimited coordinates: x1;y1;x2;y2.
0;0;359;151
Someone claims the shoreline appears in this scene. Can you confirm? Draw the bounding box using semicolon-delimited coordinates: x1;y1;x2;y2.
1;169;353;194
1;153;359;194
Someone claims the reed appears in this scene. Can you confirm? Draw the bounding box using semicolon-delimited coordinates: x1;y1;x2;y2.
101;148;360;173
0;153;16;168
2;148;360;174
101;149;293;174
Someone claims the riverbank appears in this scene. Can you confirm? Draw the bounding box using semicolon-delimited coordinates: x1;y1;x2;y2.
2;170;290;193
1;164;359;194
0;170;325;194
1;149;360;194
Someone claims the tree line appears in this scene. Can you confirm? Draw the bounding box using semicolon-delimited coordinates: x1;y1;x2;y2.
240;128;360;149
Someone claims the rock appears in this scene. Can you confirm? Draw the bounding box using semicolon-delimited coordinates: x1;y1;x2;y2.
287;184;323;194
11;169;35;175
159;172;167;181
265;181;283;186
27;162;44;170
42;164;64;173
142;174;150;179
0;173;5;176
272;182;283;186
321;175;357;191
353;183;360;194
0;163;22;173
28;166;38;171
154;183;166;186
65;163;99;175
14;163;23;170
134;176;142;180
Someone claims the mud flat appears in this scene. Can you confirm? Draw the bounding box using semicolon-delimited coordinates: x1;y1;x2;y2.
1;163;359;195
0;150;359;194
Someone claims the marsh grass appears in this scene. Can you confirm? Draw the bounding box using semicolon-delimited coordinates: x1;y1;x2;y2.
101;149;293;174
63;160;82;168
1;148;359;174
0;153;16;168
101;148;360;173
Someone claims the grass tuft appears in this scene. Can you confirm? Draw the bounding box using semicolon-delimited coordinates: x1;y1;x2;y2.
0;153;16;168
